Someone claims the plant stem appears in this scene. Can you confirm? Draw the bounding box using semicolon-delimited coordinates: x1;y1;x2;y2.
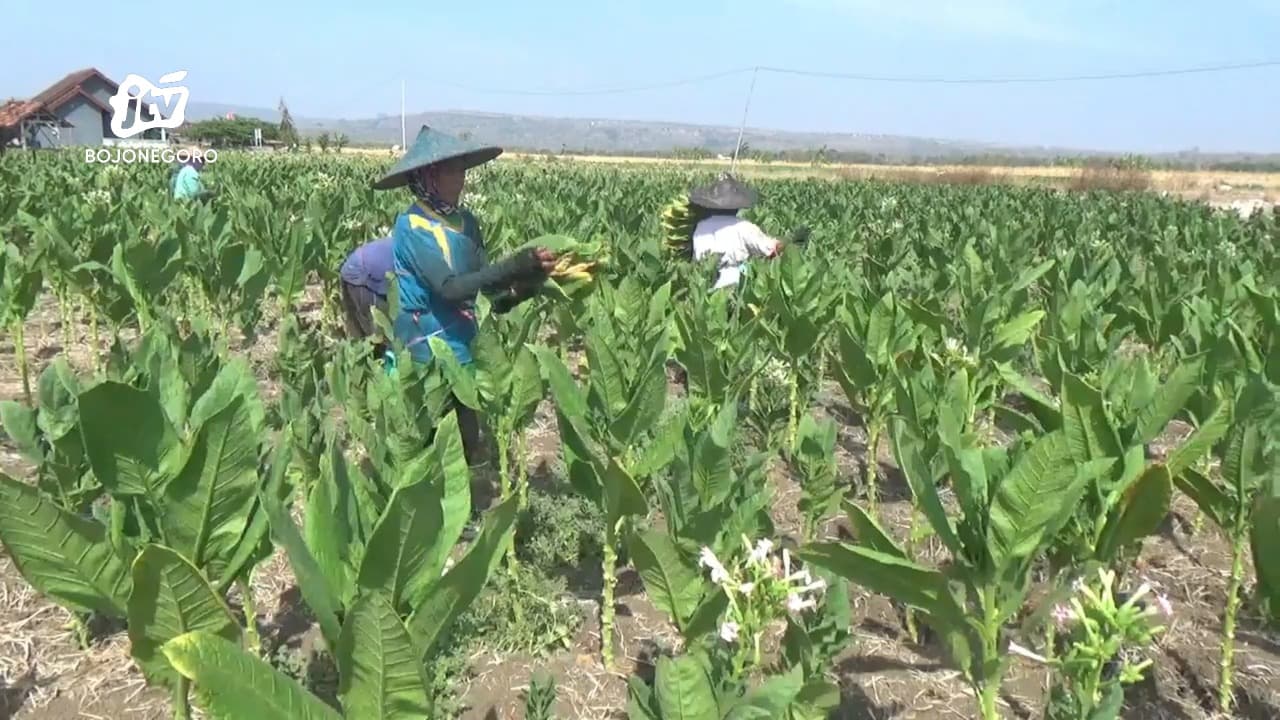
865;420;882;518
787;365;800;453
1218;530;1246;714
601;526;617;670
59;290;72;350
237;578;260;656
516;429;530;511
903;507;919;643
14;320;31;406
173;677;191;720
978;587;1003;720
498;425;521;571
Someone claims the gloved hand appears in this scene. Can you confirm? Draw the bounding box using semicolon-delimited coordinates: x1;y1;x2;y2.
788;225;811;244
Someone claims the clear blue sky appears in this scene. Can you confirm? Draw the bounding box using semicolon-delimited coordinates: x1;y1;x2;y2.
3;0;1277;153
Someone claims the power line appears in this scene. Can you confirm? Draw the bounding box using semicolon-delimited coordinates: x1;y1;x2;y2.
433;67;755;96
434;59;1280;96
759;58;1280;84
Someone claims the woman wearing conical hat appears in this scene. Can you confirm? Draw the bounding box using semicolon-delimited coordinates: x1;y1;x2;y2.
369;125;558;464
688;174;808;290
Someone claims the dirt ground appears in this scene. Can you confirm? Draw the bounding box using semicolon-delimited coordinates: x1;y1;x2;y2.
2;279;1279;719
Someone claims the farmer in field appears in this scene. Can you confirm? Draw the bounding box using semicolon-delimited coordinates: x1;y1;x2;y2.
373;125;557;464
687;174;806;290
170;150;214;202
339;235;394;358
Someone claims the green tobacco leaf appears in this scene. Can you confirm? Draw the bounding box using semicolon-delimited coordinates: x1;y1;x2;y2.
189;358;265;439
789;679;842;720
890;423;962;556
1173;468;1231;529
470;332;511;408
654;653;719;720
586;331;629;420
726;665;804;719
357;481;444;611
628;529;704;633
416;412;472;602
337;592;432;720
692;408;734;507
865;292;897;366
162;394;260;574
306;443;358;608
163;631;342;720
683;589;730;643
263;490;342;649
799;543;961;626
610;354;669;447
631;408;687;480
426;336;479;410
1250;488;1280;620
602;458;648;522
128;545;241;688
218;436;296;594
408;495;517;657
1087;683;1125;720
1096;464;1173;560
627;673;660;720
79;381;181;496
1061;373;1123;463
0;473;133;616
987;432;1097;569
509;345;544;427
992;310;1046;350
836;327;878;393
0;401;41;463
842;500;907;559
1133;360;1200;445
1167;398;1231;478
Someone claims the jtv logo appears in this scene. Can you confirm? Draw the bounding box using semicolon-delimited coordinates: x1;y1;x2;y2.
107;70;191;139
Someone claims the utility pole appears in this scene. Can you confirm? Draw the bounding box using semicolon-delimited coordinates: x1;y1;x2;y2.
731;66;760;173
401;79;407;149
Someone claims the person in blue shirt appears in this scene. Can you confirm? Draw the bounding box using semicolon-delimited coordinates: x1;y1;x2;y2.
371;125;557;464
170;153;214;201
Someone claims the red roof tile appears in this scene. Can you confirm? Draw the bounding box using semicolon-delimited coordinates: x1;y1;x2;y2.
32;68;108;106
0;100;42;128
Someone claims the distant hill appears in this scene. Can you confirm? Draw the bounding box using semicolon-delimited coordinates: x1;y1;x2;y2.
183;102;1279;167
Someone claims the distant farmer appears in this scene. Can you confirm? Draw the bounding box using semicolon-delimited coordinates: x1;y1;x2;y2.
665;173;808;291
339;235;394;358
171;151;213;201
372;125;558;465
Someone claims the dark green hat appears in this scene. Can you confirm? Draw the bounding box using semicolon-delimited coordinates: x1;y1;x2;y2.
689;173;758;211
372;125;502;190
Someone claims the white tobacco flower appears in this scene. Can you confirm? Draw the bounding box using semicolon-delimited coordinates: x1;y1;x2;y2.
777;548;794;581
787;593;817;613
796;576;827;596
719;621;740;643
442;557;455;576
699;547;729;584
1155;593;1173;618
83;189;112;207
748;539;773;566
738;582;756;595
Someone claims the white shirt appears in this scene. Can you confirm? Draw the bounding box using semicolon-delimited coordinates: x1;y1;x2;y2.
691;215;782;289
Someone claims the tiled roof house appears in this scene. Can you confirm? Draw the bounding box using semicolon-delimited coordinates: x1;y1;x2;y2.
0;68;166;148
